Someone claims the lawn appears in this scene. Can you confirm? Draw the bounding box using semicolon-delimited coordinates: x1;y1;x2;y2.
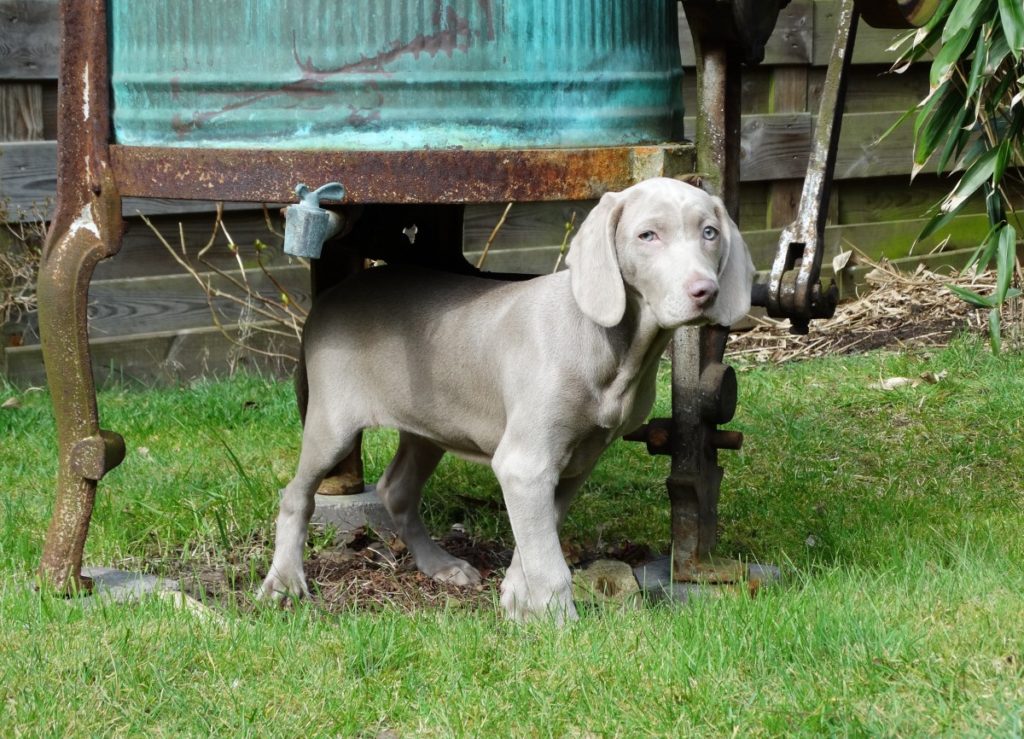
1;335;1022;736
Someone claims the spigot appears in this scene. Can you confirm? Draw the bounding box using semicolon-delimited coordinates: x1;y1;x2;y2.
283;182;346;259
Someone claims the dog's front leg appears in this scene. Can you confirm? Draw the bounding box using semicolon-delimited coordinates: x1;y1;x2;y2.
492;443;577;624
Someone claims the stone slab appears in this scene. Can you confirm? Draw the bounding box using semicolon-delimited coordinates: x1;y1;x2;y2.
79;566;179;604
633;556;782;605
309;484;397;540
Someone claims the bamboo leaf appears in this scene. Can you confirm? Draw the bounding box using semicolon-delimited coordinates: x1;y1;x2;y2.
984;23;1012;73
935;102;971;174
914;84;966;173
994;138;1012;185
925;0;959;32
877;105;918;143
944;0;987;42
989;308;1002;352
931;27;975;87
966;221;1005;270
918;207;963;242
965;25;990;100
948;284;995;308
996;224;1017;302
941;145;1001;212
997;0;1024;59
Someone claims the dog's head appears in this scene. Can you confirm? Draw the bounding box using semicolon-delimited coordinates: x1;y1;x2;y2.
565;177;754;330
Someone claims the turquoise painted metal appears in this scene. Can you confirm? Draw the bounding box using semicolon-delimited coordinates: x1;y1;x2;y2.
109;0;683;150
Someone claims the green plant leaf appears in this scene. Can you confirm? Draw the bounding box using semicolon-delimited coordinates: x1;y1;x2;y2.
965;24;990;100
942;144;1001;212
994;138;1012;185
932;27;976;87
997;0;1024;59
984;22;1012;73
919;206;963;242
935;102;971;174
996;223;1018;302
914;84;967;173
944;0;989;43
925;0;959;32
947;283;996;308
966;221;1005;270
989;307;1002;352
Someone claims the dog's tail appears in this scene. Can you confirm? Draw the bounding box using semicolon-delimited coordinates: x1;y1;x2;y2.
295;336;309;427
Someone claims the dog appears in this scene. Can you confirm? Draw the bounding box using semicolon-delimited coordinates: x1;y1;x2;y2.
259;177;753;622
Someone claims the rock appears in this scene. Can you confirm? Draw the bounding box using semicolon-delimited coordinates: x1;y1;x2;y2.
309;485;397;543
572;559;641;606
78;566;178;607
633;556;783;605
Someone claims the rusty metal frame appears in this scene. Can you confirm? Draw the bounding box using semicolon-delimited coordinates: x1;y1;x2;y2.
37;0;126;593
110;145;696;204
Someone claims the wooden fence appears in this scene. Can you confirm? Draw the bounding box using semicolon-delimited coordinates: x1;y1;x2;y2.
0;1;996;384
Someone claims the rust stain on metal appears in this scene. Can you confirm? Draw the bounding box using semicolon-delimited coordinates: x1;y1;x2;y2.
110;144;696;204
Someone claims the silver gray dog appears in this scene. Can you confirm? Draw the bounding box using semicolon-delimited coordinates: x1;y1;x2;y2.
260;177;753;622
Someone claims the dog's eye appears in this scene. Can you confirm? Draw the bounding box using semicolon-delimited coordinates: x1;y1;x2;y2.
702;226;719;240
638;230;658;242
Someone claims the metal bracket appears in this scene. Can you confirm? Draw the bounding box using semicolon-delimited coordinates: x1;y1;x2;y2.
751;0;859;334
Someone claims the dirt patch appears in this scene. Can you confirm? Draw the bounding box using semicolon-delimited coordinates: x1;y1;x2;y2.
165;530;655;615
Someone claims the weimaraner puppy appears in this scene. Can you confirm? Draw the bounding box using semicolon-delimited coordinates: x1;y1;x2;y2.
259;177;753;622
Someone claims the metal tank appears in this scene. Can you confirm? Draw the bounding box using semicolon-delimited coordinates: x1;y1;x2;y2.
109;0;684;150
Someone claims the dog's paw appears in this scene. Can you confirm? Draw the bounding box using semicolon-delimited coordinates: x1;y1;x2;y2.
417;552;482;588
430;560;483;587
257;565;310;603
499;569;577;625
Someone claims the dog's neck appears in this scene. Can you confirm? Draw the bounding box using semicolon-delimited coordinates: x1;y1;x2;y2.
592;288;673;429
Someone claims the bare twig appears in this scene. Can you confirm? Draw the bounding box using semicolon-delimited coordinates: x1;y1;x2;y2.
552;211;578;273
475;202;513;270
139;209;306;365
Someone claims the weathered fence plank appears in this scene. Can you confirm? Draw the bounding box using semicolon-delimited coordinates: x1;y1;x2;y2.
0;0;59;80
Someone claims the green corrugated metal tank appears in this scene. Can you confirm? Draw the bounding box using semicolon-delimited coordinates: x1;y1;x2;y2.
109;0;683;150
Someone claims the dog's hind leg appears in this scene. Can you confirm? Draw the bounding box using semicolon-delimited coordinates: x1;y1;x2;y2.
377;432;482;587
259;410;360;602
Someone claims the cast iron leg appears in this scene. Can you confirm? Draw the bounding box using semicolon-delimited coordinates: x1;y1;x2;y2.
37;181;126;593
667;325;742;581
669;18;744;580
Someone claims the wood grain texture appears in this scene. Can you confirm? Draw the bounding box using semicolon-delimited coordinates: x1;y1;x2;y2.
4;322;299;387
0;0;59;80
812;0;905;66
10;264;309;347
0;82;42;140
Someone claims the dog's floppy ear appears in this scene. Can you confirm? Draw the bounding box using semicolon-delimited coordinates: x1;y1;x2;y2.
566;191;626;327
707;197;754;327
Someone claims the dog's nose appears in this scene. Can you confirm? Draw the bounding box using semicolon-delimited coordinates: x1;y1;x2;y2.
688;278;719;308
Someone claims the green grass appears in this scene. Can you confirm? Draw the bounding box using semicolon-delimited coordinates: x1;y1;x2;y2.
2;335;1023;736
